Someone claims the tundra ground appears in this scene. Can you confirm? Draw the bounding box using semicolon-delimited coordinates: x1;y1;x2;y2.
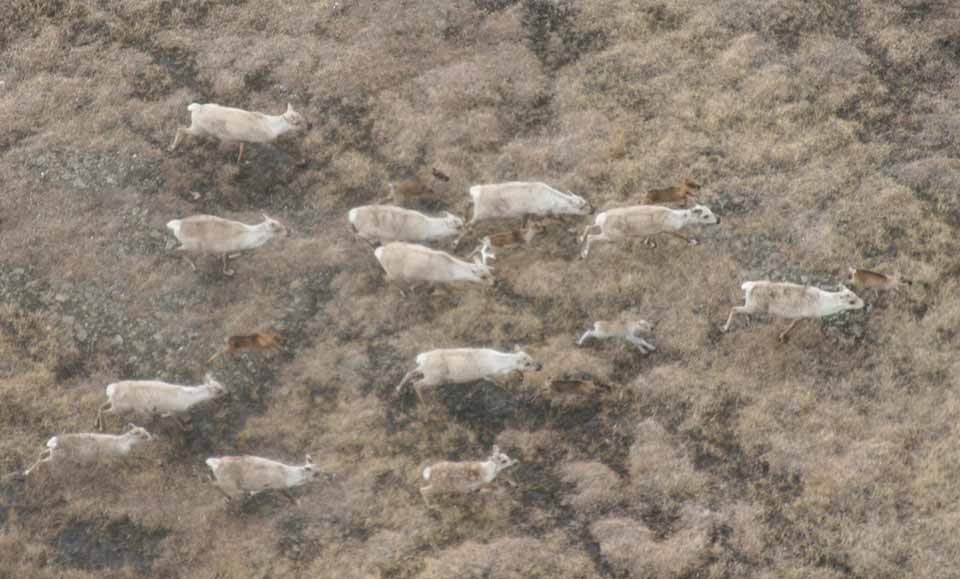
3;1;960;577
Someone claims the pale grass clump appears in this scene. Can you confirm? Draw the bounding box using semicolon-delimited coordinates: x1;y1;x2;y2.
382;43;546;157
507;259;578;299
436;107;504;152
841;520;916;578
632;363;702;402
490;137;569;183
0;371;58;444
153;514;288;577
628;419;706;500
574;0;659;41
282;476;429;575
0;305;80;383
357;529;423;576
313;462;423;529
312;393;394;457
547;110;619;177
236;408;317;455
788;434;907;532
714;33;774;80
239;351;387;452
309;26;414;100
591;513;711;578
910;88;960;157
871;23;929;67
0;532;54;577
908;510;960;578
391;0;482;38
895;158;960;226
307;521;436;579
630;123;713;184
735;383;846;473
327;266;384;302
721;113;862;174
793;37;883;116
910;400;960;518
331;150;380;191
559;461;623;516
733;389;925;576
372;92;430;167
419;534;600;579
554;39;680;116
907;283;960;355
5;28;69;80
418;50;546;118
733;61;795;111
831;175;938;259
428;298;546;346
725;502;767;561
324;292;414;341
756;565;847;579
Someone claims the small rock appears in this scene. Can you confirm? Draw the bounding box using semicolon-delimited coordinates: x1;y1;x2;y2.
111;335;124;347
55;294;68;303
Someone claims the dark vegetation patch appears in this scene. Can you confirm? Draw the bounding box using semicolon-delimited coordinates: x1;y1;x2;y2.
146;44;208;97
436;380;525;444
53;515;169;574
554;402;634;475
745;0;864;51
278;514;321;563
472;0;518;13
522;0;609;71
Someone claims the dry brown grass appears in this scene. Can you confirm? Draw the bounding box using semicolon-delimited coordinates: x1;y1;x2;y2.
591;511;711;578
4;0;960;577
559;460;623;516
419;534;599;579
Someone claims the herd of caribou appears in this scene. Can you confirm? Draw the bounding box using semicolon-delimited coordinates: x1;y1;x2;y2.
12;100;910;506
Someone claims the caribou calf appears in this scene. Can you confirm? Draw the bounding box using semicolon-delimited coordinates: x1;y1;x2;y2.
420;446;518;506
